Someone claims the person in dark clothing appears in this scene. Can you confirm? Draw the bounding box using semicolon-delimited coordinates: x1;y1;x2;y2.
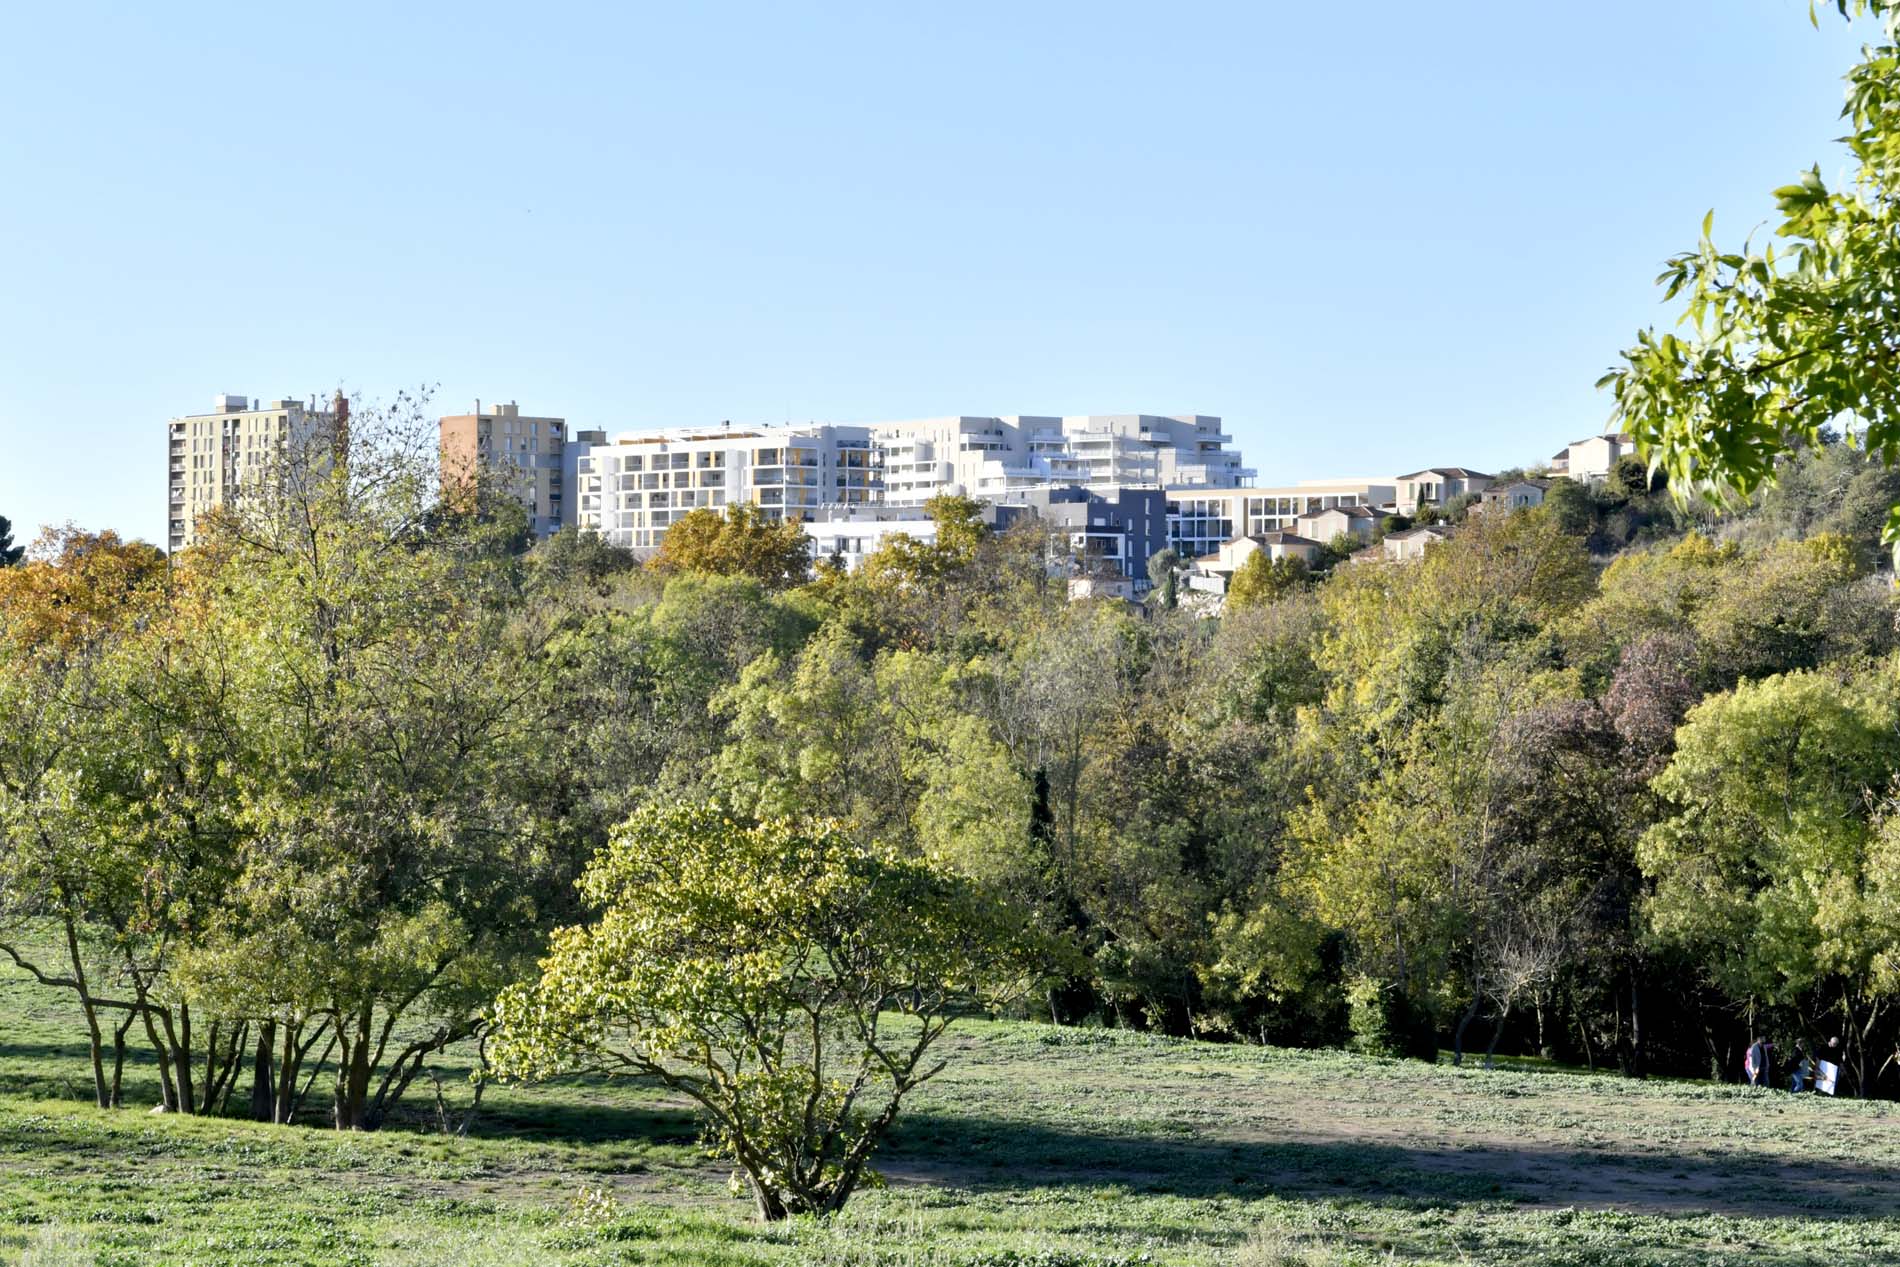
1745;1038;1772;1088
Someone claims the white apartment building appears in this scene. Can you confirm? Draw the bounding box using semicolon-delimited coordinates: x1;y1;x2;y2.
567;413;1245;550
804;506;940;572
571;424;880;549
167;394;337;553
877;414;1248;504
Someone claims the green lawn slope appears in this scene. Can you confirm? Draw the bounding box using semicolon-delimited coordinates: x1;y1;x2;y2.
4;963;1898;1265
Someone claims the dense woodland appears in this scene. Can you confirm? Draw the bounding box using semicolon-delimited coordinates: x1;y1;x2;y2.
5;409;1900;1146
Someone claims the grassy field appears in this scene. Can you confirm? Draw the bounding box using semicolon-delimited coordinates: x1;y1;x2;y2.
4;963;1899;1265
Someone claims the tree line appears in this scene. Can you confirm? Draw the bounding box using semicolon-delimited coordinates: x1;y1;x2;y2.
7;401;1900;1123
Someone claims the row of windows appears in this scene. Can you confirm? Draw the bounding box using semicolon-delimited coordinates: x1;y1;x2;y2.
615;471;727;491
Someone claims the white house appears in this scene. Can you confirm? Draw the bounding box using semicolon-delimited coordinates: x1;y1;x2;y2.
1478;478;1551;513
1295;503;1380;543
1187;532;1324;594
1382;523;1454;562
1393;468;1493;516
1549;434;1633;483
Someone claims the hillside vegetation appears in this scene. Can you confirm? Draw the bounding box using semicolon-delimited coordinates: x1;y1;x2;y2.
9;414;1900;1239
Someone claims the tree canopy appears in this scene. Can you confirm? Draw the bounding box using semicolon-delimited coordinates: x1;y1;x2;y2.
489;802;1045;1220
0;515;22;567
647;503;812;588
1605;2;1900;562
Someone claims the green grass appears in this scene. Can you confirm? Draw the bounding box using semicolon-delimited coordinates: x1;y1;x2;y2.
4;963;1900;1265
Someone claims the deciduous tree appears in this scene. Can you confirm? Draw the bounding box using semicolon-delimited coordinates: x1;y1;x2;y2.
648;504;812;588
489;803;1044;1220
1604;2;1900;562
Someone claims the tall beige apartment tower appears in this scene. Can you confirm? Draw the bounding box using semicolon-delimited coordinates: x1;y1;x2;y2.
167;394;337;554
439;401;567;538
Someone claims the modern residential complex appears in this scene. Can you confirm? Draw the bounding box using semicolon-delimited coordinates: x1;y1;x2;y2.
561;414;1239;556
806;485;1170;599
558;414;1246;577
167;390;1573;603
167;394;340;553
873;414;1249;503
570;423;880;550
438;401;568;539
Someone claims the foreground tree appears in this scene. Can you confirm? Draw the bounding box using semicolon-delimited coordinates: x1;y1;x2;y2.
0;527;182;1109
174;397;566;1130
1604;2;1900;561
489;802;1045;1221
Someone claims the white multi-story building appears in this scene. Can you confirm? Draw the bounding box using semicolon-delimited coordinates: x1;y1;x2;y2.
804;505;941;572
805;485;1170;596
571;424;880;549
567;413;1246;550
876;414;1248;504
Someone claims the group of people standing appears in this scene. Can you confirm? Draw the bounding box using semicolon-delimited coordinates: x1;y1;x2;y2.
1744;1037;1843;1095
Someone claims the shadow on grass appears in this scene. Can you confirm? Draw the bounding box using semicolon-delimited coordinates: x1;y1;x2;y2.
876;1109;1900;1220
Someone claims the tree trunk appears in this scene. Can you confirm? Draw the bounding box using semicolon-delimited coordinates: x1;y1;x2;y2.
250;1021;277;1122
215;1024;244;1117
1483;1005;1510;1070
746;1170;788;1222
202;1020;245;1116
201;1021;221;1114
1451;992;1483;1067
1628;979;1645;1079
335;1005;374;1130
59;912;109;1109
291;1030;336;1123
159;1004;196;1113
1571;989;1595;1072
276;1020;302;1124
109;1010;135;1108
139;1001;179;1112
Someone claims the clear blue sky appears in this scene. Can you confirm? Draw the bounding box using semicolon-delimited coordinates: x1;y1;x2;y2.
0;1;1874;546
